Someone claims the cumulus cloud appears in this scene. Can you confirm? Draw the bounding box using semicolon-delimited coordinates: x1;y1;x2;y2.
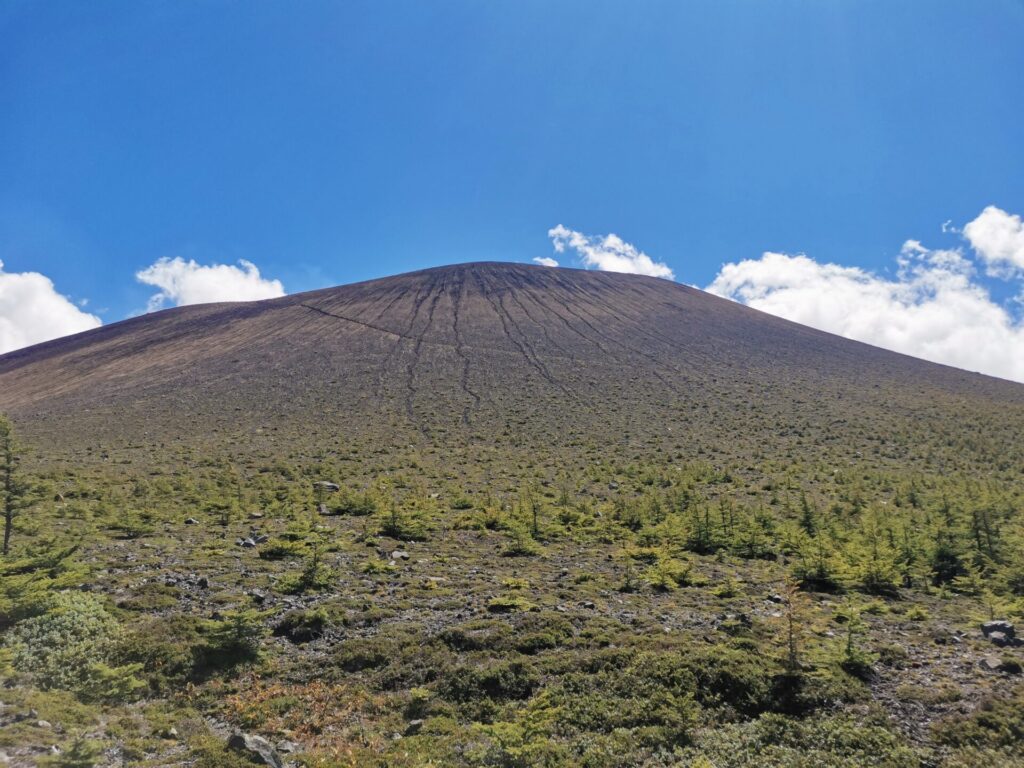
707;236;1024;383
548;225;675;279
136;257;285;311
533;256;559;267
963;205;1024;274
0;260;102;354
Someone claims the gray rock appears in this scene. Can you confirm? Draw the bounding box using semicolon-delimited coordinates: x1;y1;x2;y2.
982;620;1015;638
276;740;298;754
254;534;270;544
37;720;51;728
185;517;199;525
313;481;340;492
197;576;209;589
767;594;784;604
227;733;283;768
249;511;264;519
391;550;411;561
241;538;257;548
981;655;1004;671
405;719;425;736
988;631;1011;647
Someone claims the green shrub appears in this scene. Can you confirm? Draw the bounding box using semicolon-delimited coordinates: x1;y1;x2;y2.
201;610;266;668
273;607;332;643
335;636;394;672
441;660;539;703
935;689;1024;749
117;614;205;692
3;592;122;693
439;620;514;652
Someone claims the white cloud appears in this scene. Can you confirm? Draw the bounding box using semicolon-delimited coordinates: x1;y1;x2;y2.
136;257;285;311
0;260;102;354
707;239;1024;383
548;225;674;279
533;256;559;267
963;205;1024;274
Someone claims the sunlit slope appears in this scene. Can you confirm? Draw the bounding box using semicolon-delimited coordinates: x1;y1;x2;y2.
1;262;1022;475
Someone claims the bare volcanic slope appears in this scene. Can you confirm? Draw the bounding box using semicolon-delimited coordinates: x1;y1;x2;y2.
1;262;1023;477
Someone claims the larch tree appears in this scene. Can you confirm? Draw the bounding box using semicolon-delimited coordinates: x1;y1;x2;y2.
1;414;30;556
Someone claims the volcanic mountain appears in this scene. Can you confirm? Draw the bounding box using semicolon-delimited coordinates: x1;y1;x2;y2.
1;262;1022;477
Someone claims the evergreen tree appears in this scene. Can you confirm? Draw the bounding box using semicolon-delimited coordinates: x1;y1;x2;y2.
0;415;30;556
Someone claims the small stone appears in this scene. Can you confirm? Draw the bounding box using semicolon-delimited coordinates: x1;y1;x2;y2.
249;590;267;604
767;594;784;604
405;719;425;736
254;534;270;544
227;733;283;768
241;538;257;548
185;517;199;525
988;631;1011;647
37;720;52;728
391;550;410;561
276;740;298;754
249;511;264;519
981;655;1003;671
608;481;619;490
197;575;210;588
582;600;596;610
161;727;179;739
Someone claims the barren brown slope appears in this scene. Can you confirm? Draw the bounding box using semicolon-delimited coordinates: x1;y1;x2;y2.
1;262;1023;476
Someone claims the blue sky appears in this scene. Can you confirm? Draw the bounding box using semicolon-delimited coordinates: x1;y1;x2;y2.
2;2;1024;378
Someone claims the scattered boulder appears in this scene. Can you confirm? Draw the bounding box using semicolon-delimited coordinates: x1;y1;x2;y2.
314;481;340;493
391;550;411;561
981;655;1005;672
227;733;283;768
982;620;1015;638
405;720;425;736
989;632;1012;647
241;538;257;548
185;517;199;525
